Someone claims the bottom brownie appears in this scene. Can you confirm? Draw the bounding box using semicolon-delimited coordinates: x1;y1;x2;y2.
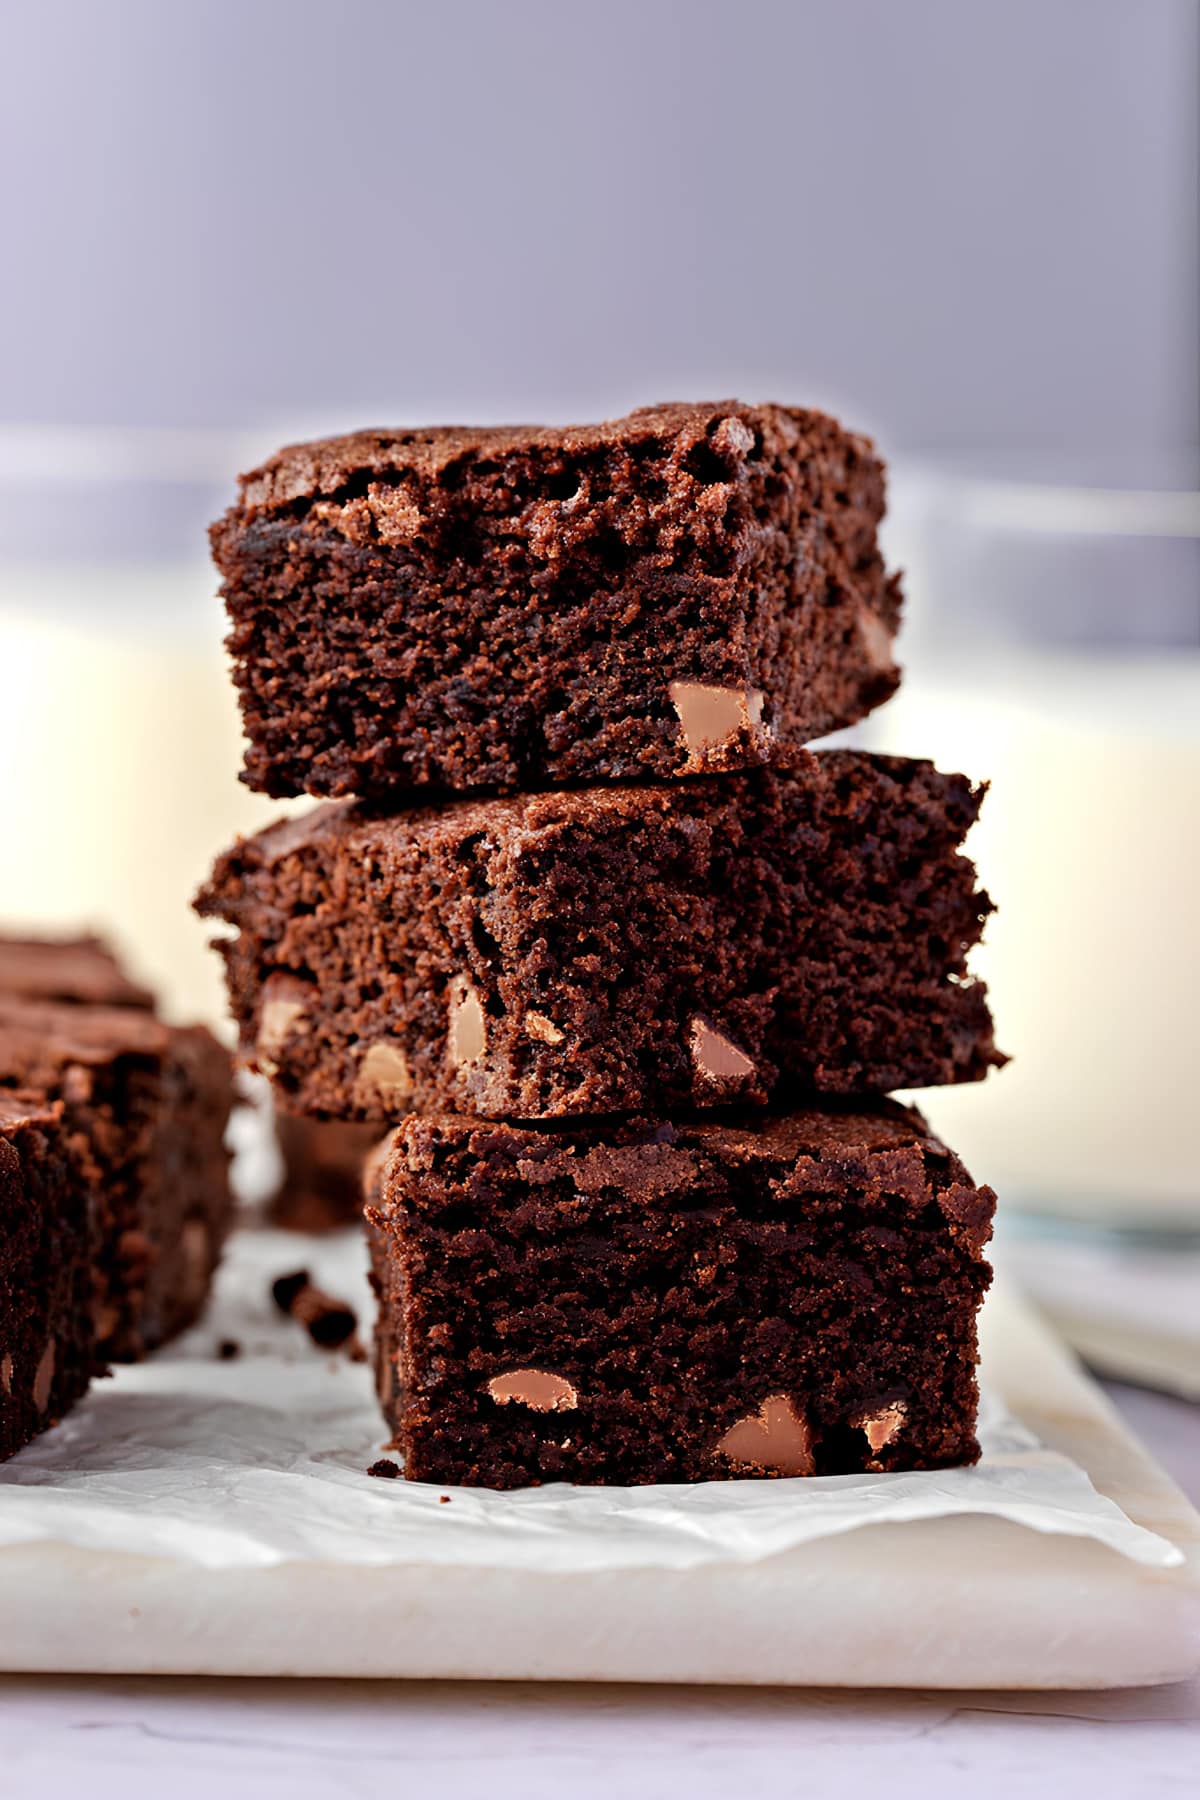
366;1101;995;1488
272;1114;382;1231
0;1094;94;1461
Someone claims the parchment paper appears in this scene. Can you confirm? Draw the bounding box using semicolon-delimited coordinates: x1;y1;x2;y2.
0;1225;1182;1574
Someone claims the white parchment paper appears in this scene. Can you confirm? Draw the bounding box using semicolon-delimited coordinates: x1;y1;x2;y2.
0;1225;1182;1573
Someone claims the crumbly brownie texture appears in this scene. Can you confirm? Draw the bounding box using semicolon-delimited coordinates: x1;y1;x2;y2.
0;932;154;1010
272;1114;382;1231
214;401;902;799
366;1100;995;1488
0;1093;94;1461
198;751;1000;1123
0;997;235;1360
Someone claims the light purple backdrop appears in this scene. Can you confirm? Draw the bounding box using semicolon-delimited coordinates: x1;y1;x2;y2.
2;0;1196;453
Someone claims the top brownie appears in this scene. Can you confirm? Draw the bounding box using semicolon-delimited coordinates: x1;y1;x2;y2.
214;400;902;799
0;934;153;1011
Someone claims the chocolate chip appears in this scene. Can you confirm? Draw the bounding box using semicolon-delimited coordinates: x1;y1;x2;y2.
304;1298;358;1349
32;1340;55;1413
856;1400;907;1453
357;1040;412;1103
668;681;764;759
689;1016;755;1086
716;1393;815;1476
486;1369;578;1413
448;976;486;1065
257;980;309;1062
272;1267;359;1350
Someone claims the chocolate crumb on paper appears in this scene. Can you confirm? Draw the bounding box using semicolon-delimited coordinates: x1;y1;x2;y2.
270;1268;310;1313
270;1267;360;1352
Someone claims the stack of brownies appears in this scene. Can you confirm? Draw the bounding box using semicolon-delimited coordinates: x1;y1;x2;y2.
199;401;1001;1489
0;932;234;1462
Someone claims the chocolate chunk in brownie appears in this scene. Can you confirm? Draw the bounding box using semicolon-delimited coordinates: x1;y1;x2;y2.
271;1114;382;1231
0;1093;94;1461
197;750;1000;1123
0;996;234;1360
365;1099;995;1488
0;932;154;1011
213;401;902;799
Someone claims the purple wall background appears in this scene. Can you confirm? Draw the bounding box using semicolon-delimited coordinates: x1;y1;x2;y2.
1;0;1196;455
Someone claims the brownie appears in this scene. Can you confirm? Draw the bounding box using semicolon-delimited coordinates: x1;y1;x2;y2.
272;1114;382;1231
0;933;154;1011
0;996;234;1360
198;750;1000;1123
365;1099;994;1488
213;401;902;799
0;1092;95;1461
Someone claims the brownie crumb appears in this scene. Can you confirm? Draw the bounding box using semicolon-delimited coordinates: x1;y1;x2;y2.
302;1296;358;1349
271;1266;359;1350
367;1458;400;1479
270;1268;310;1314
438;1495;451;1504
217;1338;241;1360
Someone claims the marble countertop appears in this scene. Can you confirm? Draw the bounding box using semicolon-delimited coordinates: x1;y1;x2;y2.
0;1379;1195;1799
0;1666;1196;1800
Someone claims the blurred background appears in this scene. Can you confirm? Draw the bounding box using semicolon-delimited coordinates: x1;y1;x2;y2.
0;0;1197;1260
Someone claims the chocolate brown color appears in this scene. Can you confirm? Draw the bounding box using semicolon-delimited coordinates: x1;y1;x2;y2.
0;995;234;1360
213;401;902;798
0;1093;94;1461
366;1100;995;1488
272;1115;381;1231
0;933;153;1010
198;751;1000;1123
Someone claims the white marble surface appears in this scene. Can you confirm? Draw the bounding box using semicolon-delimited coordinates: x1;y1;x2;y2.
0;1382;1195;1796
0;1669;1196;1799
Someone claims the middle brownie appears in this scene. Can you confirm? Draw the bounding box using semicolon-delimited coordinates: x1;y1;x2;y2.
199;749;1000;1122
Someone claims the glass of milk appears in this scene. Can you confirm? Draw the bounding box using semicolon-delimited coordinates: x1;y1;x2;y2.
0;431;303;1029
875;455;1200;1234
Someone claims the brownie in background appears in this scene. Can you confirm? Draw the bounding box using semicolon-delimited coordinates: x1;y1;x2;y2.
0;933;154;1011
0;994;234;1360
0;931;235;1357
366;1100;995;1488
272;1114;381;1231
214;401;901;799
0;1092;94;1461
